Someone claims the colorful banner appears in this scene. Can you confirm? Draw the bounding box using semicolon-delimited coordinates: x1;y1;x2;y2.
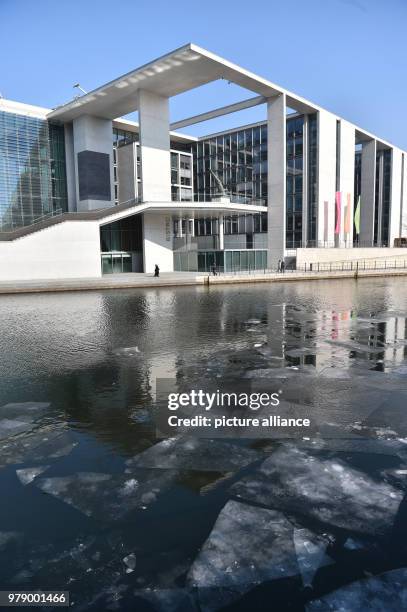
354;195;361;235
324;201;329;243
335;192;342;235
344;193;351;235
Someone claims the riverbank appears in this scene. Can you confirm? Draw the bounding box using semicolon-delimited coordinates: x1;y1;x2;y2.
0;267;407;295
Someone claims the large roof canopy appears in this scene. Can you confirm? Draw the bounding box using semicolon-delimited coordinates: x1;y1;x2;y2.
47;43;400;151
47;43;318;122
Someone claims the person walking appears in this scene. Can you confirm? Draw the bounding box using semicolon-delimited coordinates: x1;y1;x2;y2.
211;263;217;276
280;259;285;273
277;259;281;273
154;264;160;277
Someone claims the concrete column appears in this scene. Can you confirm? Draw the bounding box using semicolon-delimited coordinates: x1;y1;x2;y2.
117;142;137;204
389;147;403;246
317;110;337;245
267;94;286;268
219;214;224;250
401;154;407;238
64;123;77;212
138;90;171;202
143;212;173;273
339;120;356;246
360;139;376;246
72;115;114;212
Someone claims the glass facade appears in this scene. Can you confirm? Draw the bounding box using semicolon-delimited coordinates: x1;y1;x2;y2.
193;124;267;205
170;150;193;201
307;114;318;244
100;215;143;274
173;249;267;273
374;149;392;246
0;111;67;231
354;149;362;244
286;116;304;248
112;128;139;204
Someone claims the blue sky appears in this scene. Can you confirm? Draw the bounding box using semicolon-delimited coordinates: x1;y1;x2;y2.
1;0;406;148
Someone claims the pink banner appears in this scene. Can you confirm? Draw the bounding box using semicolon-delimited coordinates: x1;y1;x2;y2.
335;192;342;235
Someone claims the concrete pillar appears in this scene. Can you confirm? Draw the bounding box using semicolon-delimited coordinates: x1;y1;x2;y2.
64;123;77;212
360;139;376;246
72;115;114;212
389;147;403;246
143;213;173;273
339;120;356;246
219;214;224;250
317;110;337;245
138;90;171;202
401;153;407;238
117;143;137;204
267;94;286;268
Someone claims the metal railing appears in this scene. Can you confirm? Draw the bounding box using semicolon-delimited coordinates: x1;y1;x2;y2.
216;258;407;276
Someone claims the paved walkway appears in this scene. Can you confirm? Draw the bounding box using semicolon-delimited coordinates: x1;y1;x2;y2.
0;267;406;295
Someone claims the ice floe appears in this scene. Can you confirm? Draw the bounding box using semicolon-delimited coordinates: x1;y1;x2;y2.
36;469;178;520
126;438;262;472
134;588;198;612
16;465;50;485
187;500;299;610
306;568;407;611
231;445;403;535
293;528;334;588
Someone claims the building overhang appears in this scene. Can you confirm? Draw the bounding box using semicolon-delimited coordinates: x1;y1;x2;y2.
47;43;319;123
98;201;268;226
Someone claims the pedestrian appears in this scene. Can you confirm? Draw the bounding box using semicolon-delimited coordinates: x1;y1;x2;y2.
211;263;217;276
154;264;160;277
277;259;281;273
281;259;285;273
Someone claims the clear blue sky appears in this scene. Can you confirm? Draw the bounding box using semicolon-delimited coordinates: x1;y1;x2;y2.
1;0;407;148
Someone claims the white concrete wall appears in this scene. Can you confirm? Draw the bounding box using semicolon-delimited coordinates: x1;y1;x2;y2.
296;247;407;266
360;139;376;246
317;110;337;244
339;121;356;246
0;222;101;281
143;213;173;273
73;115;114;211
401;153;407;238
117;143;137;204
267;94;286;266
389;147;403;246
138;90;171;202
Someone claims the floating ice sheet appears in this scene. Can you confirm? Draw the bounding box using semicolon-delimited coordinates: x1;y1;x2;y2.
306;568;407;611
16;465;50;485
134;588;198;612
126;438;262;472
0;425;76;469
293;528;334;588
231;445;403;535
187;500;299;610
36;469;178;520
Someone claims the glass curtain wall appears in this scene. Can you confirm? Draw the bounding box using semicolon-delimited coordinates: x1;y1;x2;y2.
286;116;304;248
307;113;318;245
374;149;392;246
193;123;267;205
0;111;67;231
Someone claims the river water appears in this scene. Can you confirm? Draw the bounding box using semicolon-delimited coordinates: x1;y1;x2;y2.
0;278;407;611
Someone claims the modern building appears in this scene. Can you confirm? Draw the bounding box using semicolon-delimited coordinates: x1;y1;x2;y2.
1;44;406;281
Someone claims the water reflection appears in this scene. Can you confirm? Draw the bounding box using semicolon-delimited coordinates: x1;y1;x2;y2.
0;278;407;610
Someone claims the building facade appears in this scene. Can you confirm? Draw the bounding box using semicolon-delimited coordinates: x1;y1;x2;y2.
0;44;407;281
